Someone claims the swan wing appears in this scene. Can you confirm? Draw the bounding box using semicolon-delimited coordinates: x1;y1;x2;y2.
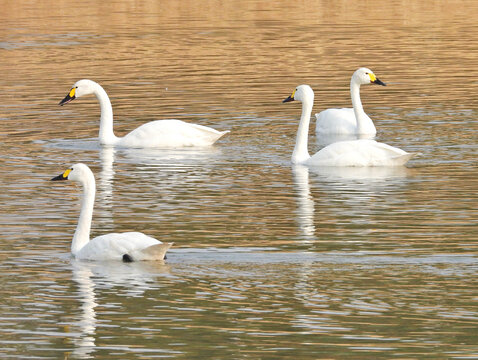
130;242;173;261
119;119;229;148
308;139;415;167
315;108;358;134
75;232;168;261
315;108;376;135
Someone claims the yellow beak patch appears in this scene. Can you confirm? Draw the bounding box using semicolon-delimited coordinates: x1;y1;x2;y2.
62;168;72;179
68;88;76;97
368;73;377;82
291;89;296;99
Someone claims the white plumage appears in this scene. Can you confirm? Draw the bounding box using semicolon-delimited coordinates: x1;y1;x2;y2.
59;79;229;147
51;163;172;261
283;85;415;167
307;139;414;167
315;67;386;136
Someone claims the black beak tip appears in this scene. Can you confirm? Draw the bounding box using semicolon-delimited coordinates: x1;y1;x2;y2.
283;96;294;103
59;94;75;106
374;79;386;86
51;174;66;181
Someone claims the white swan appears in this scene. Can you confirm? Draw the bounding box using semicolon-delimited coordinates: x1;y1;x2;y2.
51;163;173;261
283;85;415;166
59;79;229;147
315;67;386;135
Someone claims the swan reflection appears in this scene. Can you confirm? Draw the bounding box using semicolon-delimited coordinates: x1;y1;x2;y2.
70;259;170;358
309;164;409;182
292;165;317;243
97;146;116;204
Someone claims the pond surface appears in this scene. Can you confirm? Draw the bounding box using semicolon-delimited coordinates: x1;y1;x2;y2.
1;0;478;358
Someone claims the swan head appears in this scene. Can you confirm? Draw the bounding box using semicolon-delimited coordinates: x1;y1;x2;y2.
51;163;94;184
283;84;314;104
59;79;96;106
353;68;386;86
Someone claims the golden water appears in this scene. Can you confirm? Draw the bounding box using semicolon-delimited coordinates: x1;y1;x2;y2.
1;0;478;358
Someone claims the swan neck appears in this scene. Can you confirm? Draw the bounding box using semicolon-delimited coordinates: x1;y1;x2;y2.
350;79;365;120
292;99;312;164
93;84;118;145
350;78;376;134
72;176;96;256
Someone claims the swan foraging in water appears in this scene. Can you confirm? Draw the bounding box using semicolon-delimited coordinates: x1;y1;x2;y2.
51;163;172;261
315;67;386;136
283;85;415;166
59;79;229;147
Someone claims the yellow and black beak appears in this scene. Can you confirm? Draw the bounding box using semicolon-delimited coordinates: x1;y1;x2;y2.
59;88;76;106
369;73;386;86
51;168;72;181
283;89;296;103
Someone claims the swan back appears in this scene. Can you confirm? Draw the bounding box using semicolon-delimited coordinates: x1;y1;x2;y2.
308;139;415;167
75;232;172;261
119;119;230;148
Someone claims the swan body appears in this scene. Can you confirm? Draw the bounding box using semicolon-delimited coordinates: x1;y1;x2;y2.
315;67;386;135
283;85;415;167
51;163;172;261
306;139;414;167
59;79;229;147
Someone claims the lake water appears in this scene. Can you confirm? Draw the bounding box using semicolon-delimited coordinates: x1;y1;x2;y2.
1;0;478;358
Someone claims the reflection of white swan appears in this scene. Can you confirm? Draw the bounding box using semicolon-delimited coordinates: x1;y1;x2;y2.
292;165;316;242
59;79;229;147
283;85;415;166
71;261;97;358
98;146;115;204
96;146;116;234
119;146;223;167
51;163;172;261
70;259;170;357
315;67;386;136
308;163;410;218
309;165;409;181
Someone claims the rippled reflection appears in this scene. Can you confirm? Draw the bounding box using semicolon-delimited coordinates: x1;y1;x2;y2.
71;261;97;358
1;0;478;358
292;165;316;243
70;259;170;358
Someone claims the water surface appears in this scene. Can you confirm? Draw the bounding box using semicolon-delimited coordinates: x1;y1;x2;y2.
1;0;478;358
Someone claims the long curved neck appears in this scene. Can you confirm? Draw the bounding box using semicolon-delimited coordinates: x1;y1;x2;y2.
72;175;96;256
350;79;375;134
292;98;313;164
91;83;119;145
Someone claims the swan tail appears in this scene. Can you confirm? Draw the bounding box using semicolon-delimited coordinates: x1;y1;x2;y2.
393;152;418;166
210;130;230;143
130;242;173;261
188;123;230;144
